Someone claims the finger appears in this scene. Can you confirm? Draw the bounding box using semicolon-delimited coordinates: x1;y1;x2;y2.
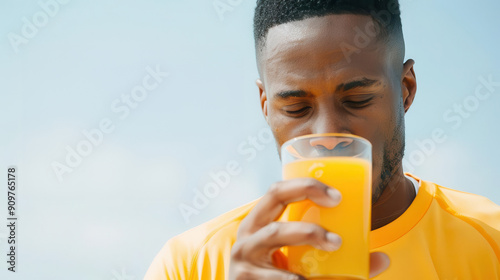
256;268;306;280
231;264;306;280
238;222;342;262
238;178;341;237
369;252;390;278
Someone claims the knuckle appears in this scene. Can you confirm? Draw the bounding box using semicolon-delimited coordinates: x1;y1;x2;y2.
230;241;245;261
268;182;287;206
302;226;317;239
268;181;282;196
303;182;317;193
264;222;280;238
302;178;320;190
303;225;324;242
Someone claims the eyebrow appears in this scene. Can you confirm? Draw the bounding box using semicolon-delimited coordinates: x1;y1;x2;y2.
275;90;311;99
274;77;380;99
336;78;379;92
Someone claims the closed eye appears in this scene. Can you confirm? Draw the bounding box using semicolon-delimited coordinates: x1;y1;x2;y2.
343;97;374;109
285;107;311;116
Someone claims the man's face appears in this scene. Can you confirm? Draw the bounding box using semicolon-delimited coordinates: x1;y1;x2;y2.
257;14;416;203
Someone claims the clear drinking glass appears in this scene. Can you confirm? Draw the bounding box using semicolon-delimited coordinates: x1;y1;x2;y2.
279;133;372;279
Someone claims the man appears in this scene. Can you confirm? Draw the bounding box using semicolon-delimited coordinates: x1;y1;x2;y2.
144;0;500;279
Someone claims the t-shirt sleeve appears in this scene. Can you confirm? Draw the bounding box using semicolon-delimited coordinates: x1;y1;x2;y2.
144;236;192;280
438;186;500;260
143;198;261;280
469;197;500;256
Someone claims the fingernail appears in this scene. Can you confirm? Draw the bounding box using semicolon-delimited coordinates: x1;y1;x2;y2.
288;275;305;280
326;188;342;206
325;232;342;251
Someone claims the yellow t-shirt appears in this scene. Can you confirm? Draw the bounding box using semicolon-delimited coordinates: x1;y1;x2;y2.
144;174;500;279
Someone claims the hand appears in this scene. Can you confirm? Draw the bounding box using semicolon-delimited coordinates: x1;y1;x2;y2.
228;178;390;279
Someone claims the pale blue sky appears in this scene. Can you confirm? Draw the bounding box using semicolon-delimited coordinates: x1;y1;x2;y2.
0;0;499;279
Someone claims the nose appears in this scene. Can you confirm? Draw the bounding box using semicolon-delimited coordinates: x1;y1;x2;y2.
309;107;351;146
309;137;354;151
310;102;350;132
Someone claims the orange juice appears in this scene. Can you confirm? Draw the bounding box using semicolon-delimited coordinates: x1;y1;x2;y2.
279;156;371;279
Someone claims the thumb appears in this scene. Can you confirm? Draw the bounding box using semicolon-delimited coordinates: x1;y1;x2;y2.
369;252;390;278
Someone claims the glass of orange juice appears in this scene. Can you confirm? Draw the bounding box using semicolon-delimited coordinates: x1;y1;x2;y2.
278;133;372;279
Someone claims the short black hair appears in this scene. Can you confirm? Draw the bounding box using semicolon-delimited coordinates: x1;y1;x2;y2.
253;0;403;52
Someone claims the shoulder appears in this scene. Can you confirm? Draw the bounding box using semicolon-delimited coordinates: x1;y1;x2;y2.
144;197;261;280
415;176;500;254
423;180;500;263
406;172;500;229
431;182;500;230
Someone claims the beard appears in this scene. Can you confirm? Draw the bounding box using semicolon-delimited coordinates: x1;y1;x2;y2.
372;113;406;204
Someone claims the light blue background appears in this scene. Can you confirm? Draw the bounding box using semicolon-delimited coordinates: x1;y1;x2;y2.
0;0;499;279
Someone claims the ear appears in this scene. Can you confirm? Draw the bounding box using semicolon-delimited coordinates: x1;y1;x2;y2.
256;78;268;122
401;59;417;113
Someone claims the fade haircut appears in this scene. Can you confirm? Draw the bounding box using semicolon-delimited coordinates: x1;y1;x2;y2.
253;0;404;56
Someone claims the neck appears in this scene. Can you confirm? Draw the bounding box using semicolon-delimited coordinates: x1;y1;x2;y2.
371;164;416;230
